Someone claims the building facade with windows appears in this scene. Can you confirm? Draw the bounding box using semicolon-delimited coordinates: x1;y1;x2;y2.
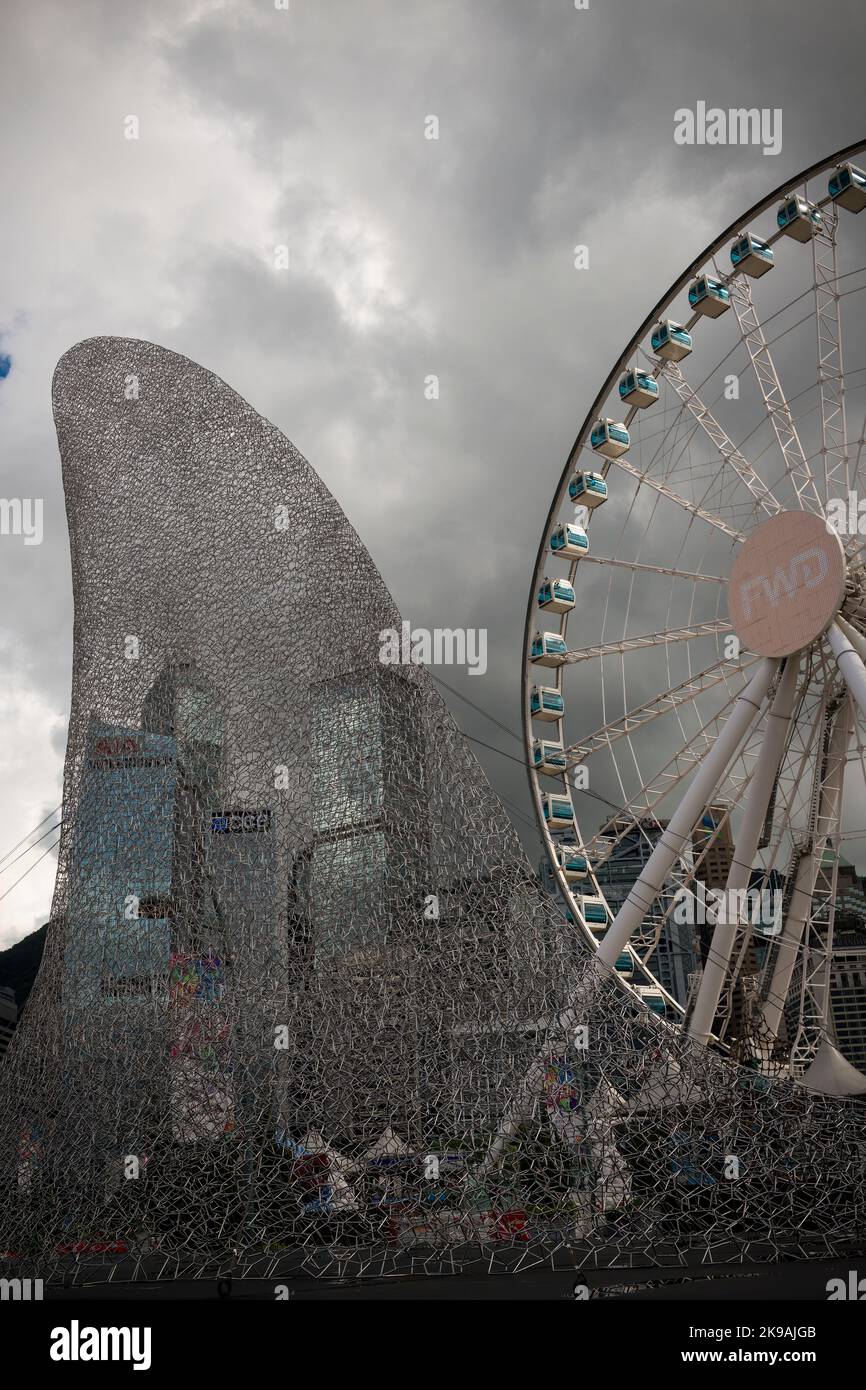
0;986;17;1059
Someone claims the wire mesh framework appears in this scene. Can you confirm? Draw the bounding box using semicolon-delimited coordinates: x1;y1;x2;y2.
1;335;865;1291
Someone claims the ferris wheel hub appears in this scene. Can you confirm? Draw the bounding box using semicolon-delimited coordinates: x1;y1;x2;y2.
727;511;846;657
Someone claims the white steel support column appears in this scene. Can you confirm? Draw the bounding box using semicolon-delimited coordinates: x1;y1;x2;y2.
828;621;866;720
834;613;866;676
688;656;800;1045
596;658;778;970
761;690;852;1040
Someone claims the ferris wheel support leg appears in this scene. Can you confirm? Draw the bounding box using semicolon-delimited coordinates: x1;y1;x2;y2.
687;656;800;1046
828;621;866;722
833;613;866;672
761;688;852;1042
595;658;778;971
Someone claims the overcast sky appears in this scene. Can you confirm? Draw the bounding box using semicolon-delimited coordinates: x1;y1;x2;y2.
1;0;865;948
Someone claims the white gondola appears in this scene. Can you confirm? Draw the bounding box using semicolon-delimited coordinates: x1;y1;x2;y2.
537;576;575;614
529;684;563;721
614;950;634;979
530;630;568;667
568;471;608;508
580;894;609;926
730;232;774;277
618;369;659;409
776;193;823;242
687;274;731;318
634;985;666;1016
549;520;589;557
589;419;630;459
532;738;568;775
650;319;693;362
541;791;575;830
828;162;866;213
554;842;589;883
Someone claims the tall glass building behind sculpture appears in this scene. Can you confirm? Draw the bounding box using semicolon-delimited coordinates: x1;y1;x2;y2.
296;666;429;964
64;723;175;1012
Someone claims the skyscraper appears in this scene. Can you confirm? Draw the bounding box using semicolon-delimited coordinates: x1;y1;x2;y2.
141;659;225;956
63;721;176;1014
828;924;866;1073
0;987;17;1059
294;665;429;967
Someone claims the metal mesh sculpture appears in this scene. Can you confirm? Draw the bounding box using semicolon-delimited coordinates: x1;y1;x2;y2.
1;336;864;1289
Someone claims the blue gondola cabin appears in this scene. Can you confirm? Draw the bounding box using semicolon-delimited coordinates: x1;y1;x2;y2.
635;985;666;1016
568;470;609;508
618;369;659;409
614;951;634;978
581;895;608;926
554;842;589;883
530;685;564;721
532;738;568;775
730;232;774;277
590;419;630;459
550;520;589;557
688;275;731;318
530;630;568;667
829;163;866;213
776;193;822;242
537;576;575;613
542;792;575;829
651;319;693;362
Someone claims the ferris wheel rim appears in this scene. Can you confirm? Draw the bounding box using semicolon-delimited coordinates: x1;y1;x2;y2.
523;138;866;1050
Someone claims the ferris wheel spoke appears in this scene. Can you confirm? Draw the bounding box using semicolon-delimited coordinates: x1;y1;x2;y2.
729;276;825;516
659;360;783;521
629;385;763;541
560;618;731;667
564;654;758;765
592;757;761;923
687;657;801;1045
606;453;746;542
760;692;852;1050
582;696;758;870
573;554;726;584
848;406;866;495
595;658;778;970
812;206;850;498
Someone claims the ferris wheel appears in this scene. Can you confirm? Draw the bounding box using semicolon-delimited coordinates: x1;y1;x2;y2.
525;141;866;1086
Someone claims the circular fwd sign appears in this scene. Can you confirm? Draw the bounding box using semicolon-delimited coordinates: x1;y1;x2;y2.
728;511;846;658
